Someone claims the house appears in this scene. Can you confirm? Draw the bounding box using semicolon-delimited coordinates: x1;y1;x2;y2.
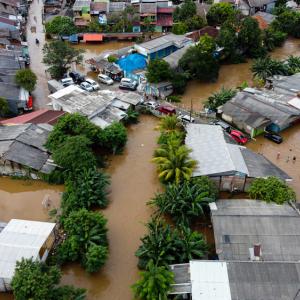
73;0;91;27
268;72;300;96
163;43;193;69
239;0;276;15
156;6;173;32
134;33;192;60
144;81;173;98
0;109;65;125
170;260;300;300
185;124;291;192
0;219;55;291
210;199;300;261
0;27;21;45
49;85;142;128
219;86;300;136
252;11;275;29
185;26;219;42
86;58;123;80
0;123;56;177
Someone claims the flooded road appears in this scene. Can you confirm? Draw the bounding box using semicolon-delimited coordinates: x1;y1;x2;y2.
248;123;300;198
61;115;160;300
181;38;300;111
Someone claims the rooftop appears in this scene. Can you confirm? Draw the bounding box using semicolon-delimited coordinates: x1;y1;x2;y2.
211;199;300;261
0;219;55;280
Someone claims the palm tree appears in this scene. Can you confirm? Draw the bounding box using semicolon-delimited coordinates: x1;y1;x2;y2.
132;260;174;300
287;55;300;74
157;115;183;133
152;141;196;185
251;56;289;81
150;179;215;226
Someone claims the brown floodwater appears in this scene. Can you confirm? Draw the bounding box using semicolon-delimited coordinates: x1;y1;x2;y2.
248;123;300;199
180;38;300;111
61;115;160;300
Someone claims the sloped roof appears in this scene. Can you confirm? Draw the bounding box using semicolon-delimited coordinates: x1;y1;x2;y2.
90;1;107;11
163;44;192;69
211;199;300;261
0;219;55;280
248;0;275;7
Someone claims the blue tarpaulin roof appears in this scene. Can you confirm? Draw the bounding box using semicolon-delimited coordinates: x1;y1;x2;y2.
69;34;78;43
117;53;147;73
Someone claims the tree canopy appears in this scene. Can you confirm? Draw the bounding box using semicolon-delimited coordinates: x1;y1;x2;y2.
206;3;236;26
43;41;84;79
11;258;86;300
146;59;172;83
0;97;10;116
173;0;196;22
205;86;237;111
45;16;77;36
179;34;220;82
15;69;37;92
132;260;174;300
248;176;296;204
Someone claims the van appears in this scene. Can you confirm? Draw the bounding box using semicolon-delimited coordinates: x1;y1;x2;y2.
157;105;176;115
61;78;74;87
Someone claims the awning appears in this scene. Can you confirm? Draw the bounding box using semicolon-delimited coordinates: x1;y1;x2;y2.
69;34;78;43
83;33;103;42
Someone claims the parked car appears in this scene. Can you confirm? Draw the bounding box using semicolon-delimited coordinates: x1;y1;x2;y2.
85;78;100;90
119;78;138;91
211;120;231;133
60;77;74;87
98;74;114;85
157;105;176;115
264;132;283;144
145;101;159;110
69;71;85;84
80;81;94;92
177;113;195;123
230;130;248;144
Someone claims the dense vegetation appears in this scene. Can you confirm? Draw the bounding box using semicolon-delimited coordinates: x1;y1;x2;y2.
45;16;77;36
11;258;86;300
248;176;296;204
15;69;37;92
204;87;237;111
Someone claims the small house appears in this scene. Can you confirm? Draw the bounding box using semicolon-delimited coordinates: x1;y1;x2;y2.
185;124;291;192
0;219;56;292
144;81;173;99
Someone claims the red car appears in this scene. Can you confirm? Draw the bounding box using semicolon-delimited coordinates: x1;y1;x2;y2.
157;105;176;115
230;130;248;144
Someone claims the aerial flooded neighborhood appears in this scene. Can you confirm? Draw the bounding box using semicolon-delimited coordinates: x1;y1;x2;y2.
0;0;300;298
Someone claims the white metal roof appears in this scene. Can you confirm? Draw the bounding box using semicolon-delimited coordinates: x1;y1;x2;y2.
0;219;55;279
185;124;249;177
288;97;300;110
190;260;231;300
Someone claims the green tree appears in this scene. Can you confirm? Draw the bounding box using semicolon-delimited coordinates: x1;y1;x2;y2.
61;167;110;216
132;260;174;300
87;18;102;33
171;72;189;94
248;176;296;204
45;16;77;35
272;10;300;38
45;113;102;151
179;34;220;82
158;115;183;133
58;209;108;272
124;107;139;124
0;97;10;116
238;17;265;58
15;69;37;92
43;41;84;79
172;22;188;35
205;86;237;111
206;3;236;26
185;15;206;31
146;59;172;83
263;27;287;51
150;177;216;226
52;135;97;174
251;56;289;81
173;0;197;22
11;258;86;300
286;55;300;74
152;139;196;185
99;122;128;154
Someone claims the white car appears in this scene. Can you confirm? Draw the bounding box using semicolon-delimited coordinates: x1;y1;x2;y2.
177;113;195;123
98;74;114;85
80;81;94;92
145;101;159;110
61;77;74;87
85;78;100;90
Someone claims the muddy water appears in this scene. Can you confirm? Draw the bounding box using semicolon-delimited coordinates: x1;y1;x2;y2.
248;123;300;198
61;115;160;300
181;38;300;111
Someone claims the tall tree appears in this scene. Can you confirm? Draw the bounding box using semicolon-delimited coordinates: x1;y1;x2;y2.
15;69;37;92
43;41;84;79
11;258;86;300
146;59;171;83
45;16;77;35
206;3;236;26
173;0;196;22
132;260;174;300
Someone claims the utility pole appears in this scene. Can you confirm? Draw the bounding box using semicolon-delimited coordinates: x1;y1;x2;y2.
190;98;193;122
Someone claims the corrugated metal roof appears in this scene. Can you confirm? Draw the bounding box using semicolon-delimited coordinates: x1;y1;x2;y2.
0;219;55;279
212;200;300;261
190;261;231;300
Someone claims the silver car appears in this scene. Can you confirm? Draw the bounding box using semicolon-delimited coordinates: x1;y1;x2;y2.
98;74;114;85
80;81;94;92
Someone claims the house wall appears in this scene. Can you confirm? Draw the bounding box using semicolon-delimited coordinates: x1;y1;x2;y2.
39;230;55;262
149;44;177;60
209;175;247;192
0;277;11;292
